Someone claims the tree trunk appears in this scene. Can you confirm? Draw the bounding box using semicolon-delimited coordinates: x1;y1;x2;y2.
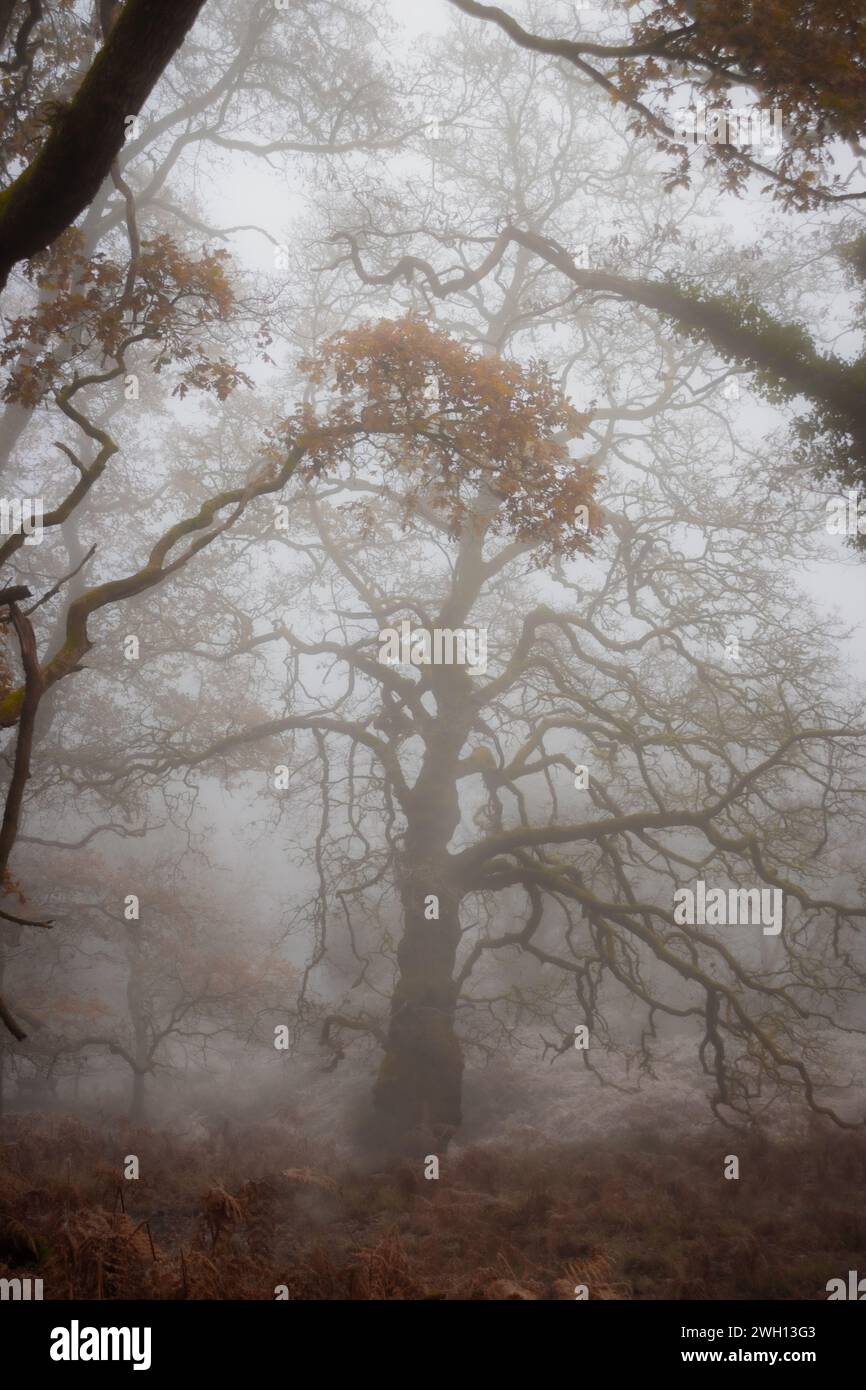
125;924;148;1124
372;661;473;1152
129;1067;146;1124
372;871;464;1150
370;516;488;1152
0;0;207;291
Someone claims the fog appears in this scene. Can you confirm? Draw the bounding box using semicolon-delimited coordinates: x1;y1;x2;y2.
2;0;866;1307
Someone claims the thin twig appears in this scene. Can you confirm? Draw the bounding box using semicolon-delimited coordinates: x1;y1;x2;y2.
24;542;96;616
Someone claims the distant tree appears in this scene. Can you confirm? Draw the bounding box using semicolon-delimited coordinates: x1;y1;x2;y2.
446;0;866;208
4;853;294;1121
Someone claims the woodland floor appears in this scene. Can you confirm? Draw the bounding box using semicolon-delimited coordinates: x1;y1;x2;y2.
1;1109;865;1299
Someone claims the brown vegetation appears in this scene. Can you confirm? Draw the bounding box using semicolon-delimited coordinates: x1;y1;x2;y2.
1;1113;863;1300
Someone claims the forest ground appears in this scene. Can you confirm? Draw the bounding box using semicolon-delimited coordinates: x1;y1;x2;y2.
2;1042;865;1300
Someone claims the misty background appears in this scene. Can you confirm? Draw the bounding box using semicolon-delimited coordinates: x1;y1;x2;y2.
2;0;866;1303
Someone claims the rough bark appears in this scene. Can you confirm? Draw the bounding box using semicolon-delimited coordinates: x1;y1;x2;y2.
0;0;207;291
372;869;465;1150
372;640;480;1151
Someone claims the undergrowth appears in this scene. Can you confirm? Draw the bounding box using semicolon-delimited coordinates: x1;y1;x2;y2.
1;1114;864;1299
